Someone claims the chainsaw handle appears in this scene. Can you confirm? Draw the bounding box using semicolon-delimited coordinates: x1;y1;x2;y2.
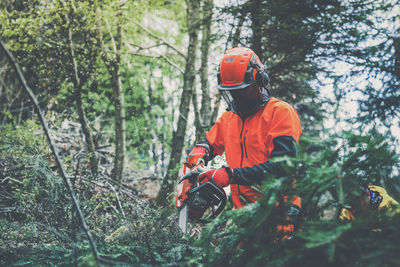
178;171;199;184
210;184;227;218
178;166;209;184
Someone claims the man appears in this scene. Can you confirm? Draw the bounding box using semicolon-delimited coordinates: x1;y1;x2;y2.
186;47;302;217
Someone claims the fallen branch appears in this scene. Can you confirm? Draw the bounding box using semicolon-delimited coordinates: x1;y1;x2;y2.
0;40;101;265
106;180;126;219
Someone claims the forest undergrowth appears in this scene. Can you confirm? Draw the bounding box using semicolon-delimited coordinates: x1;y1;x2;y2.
0;118;188;266
1;117;400;266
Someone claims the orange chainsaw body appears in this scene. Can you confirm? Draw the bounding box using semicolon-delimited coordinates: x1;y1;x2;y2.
175;161;227;234
175;163;200;208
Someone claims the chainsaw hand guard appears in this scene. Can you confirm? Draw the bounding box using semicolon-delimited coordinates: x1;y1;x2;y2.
187;181;227;220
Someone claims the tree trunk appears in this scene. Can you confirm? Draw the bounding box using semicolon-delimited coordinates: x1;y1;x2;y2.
394;37;400;80
95;1;126;182
195;0;214;142
111;66;126;182
250;0;264;60
65;5;98;176
156;0;201;206
112;4;126;182
75;85;99;177
147;71;160;175
231;4;247;48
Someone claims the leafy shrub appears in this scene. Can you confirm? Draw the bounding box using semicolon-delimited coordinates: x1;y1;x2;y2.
0;119;188;266
0;120;69;225
190;131;400;266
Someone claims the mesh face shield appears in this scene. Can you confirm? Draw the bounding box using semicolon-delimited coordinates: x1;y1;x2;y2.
220;83;264;117
221;90;238;112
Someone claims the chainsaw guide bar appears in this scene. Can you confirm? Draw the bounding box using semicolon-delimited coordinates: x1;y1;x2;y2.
175;165;227;234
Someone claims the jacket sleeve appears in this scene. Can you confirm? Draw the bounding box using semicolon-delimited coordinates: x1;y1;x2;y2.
232;104;301;185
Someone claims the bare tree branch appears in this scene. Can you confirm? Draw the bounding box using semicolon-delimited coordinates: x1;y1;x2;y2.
131;19;186;59
126;42;184;73
128;42;167;51
105;17;118;56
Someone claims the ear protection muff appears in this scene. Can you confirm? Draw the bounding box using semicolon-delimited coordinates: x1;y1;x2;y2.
255;69;269;88
250;54;270;89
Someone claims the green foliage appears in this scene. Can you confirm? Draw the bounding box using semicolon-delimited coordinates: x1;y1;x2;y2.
0;120;68;225
1;99;399;267
0;0;182;174
190;131;400;266
0;120;72;266
1;0;400;266
0;119;187;266
96;207;187;265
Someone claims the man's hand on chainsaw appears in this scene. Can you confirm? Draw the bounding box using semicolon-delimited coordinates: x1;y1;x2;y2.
186;144;211;168
198;167;233;188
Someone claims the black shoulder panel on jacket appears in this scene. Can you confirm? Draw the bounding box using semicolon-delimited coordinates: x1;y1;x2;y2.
271;136;298;158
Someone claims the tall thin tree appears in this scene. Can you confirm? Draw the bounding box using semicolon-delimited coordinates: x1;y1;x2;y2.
64;1;99;176
193;0;214;142
95;0;126;182
156;0;202;206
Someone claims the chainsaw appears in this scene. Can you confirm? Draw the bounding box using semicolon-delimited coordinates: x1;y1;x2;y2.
175;162;227;234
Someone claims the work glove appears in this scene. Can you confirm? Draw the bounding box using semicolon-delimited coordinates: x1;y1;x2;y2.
198;167;233;188
186;144;211;167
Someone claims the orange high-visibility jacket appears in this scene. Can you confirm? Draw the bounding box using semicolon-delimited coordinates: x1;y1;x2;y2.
206;97;302;208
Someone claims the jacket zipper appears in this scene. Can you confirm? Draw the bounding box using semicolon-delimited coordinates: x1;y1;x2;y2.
243;130;248;159
238;118;247;206
239;118;245;168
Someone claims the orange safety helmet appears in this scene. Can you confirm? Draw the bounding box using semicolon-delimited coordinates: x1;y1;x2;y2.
217;47;269;90
217;47;270;116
